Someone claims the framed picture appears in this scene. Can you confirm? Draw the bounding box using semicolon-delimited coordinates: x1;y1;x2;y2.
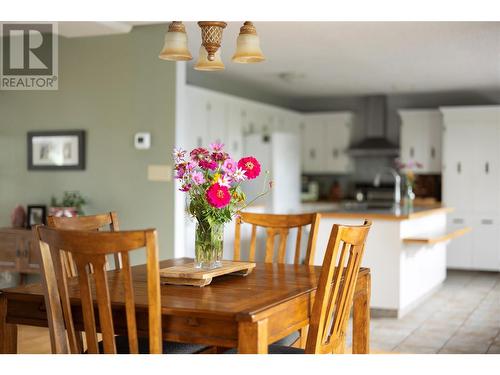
27;130;86;170
26;205;47;228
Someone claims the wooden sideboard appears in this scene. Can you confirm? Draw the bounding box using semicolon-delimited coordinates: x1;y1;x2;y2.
0;228;39;284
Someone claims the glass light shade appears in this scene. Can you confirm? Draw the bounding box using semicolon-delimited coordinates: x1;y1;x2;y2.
159;31;192;61
232;33;265;63
194;46;224;71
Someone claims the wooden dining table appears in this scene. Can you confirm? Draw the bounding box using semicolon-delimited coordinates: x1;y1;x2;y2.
0;257;371;354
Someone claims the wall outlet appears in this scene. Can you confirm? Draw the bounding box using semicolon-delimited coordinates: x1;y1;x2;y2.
148;165;172;182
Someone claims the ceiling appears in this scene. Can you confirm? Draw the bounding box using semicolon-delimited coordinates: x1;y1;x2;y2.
59;21;500;98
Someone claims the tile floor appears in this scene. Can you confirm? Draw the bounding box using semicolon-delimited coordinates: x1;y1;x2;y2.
347;270;500;354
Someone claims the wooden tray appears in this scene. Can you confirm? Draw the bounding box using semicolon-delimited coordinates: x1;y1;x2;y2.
160;260;256;287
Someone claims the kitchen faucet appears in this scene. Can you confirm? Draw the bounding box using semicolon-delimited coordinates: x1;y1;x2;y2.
373;167;401;205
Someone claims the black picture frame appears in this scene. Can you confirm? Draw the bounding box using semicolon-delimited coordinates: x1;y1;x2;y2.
26;205;47;228
27;130;86;170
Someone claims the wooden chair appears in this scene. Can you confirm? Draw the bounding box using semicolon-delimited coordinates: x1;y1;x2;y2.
47;212;121;276
33;226;206;354
234;212;321;265
230;220;372;354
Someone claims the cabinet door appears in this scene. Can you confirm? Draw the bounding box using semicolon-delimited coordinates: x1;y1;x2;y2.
472;123;500;214
226;101;244;161
400;121;423;167
301;116;325;173
472;215;500;271
206;96;226;144
185;88;208;149
324;117;352;173
446;213;473;269
442;122;474;212
0;232;18;271
427;118;442;173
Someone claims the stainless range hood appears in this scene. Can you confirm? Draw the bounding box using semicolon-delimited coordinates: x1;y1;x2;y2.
348;96;399;157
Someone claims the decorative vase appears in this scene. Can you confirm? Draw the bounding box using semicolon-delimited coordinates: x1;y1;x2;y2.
194;220;224;269
404;184;415;210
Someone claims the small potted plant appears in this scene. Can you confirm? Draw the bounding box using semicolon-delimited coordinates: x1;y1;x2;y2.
173;142;270;269
49;191;87;218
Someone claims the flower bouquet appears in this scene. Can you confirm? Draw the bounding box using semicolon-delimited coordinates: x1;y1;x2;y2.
173;142;270;269
395;159;423;209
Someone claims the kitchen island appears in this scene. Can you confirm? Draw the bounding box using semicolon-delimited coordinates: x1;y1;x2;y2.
302;203;466;317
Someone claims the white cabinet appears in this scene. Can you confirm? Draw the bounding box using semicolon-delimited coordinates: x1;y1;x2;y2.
301;112;353;174
441;105;500;271
399;109;442;174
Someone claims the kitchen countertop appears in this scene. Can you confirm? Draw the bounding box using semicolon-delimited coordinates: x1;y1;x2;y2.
300;204;453;221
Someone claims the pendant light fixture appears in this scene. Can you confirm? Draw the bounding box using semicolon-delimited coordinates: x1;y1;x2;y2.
194;46;225;71
232;21;265;63
158;21;192;61
159;21;266;71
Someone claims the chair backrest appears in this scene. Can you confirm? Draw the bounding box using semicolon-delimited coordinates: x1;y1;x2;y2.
47;212;121;276
233;212;321;265
33;226;162;354
305;220;372;354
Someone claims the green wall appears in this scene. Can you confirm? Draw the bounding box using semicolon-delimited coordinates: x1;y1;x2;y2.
0;24;178;271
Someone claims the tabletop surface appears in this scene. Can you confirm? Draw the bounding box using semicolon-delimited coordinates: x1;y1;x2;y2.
0;258;369;322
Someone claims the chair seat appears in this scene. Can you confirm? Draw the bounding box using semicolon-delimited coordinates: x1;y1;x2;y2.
226;344;305;354
93;336;207;354
272;331;300;346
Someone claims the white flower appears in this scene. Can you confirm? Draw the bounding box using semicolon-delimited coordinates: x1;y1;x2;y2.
216;174;232;188
232;167;247;182
172;147;186;162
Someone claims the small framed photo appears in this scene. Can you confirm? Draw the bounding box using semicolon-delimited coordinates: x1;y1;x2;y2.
27;130;86;170
26;205;47;228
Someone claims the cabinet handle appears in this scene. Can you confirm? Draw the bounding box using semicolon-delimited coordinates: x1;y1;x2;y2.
310;149;316;159
197;137;202;147
452;218;464;224
485;162;489;174
481;219;494;225
457;162;461;174
431;147;436;159
410;147;414;158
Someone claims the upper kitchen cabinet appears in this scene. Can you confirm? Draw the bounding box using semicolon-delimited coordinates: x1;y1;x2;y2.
301;112;354;174
399;109;442;174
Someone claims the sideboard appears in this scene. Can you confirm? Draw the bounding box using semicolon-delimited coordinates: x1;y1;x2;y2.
0;228;39;285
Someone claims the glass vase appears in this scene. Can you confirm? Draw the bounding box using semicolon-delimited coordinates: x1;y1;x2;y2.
194;220;224;269
404;184;416;211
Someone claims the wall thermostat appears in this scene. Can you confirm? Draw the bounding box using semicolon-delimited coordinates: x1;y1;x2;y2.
134;132;151;150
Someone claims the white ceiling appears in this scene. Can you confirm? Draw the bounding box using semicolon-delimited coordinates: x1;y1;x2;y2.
59;21;500;98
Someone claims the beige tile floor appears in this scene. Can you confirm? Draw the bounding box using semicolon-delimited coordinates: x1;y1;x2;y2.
346;270;500;354
15;270;500;354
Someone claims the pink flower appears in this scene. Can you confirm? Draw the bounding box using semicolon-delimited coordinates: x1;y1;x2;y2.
190;147;209;161
175;165;186;179
211;152;228;162
180;183;192;192
199;158;217;171
191;171;205;185
222;158;237;174
186;161;197;171
238;156;261;180
206;184;231;208
210;142;224;152
216;174;232;188
232;167;246;182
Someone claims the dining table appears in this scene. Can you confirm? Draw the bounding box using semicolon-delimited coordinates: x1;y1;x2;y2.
0;257;371;354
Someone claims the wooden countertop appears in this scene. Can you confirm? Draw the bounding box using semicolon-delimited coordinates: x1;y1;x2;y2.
300;205;453;221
